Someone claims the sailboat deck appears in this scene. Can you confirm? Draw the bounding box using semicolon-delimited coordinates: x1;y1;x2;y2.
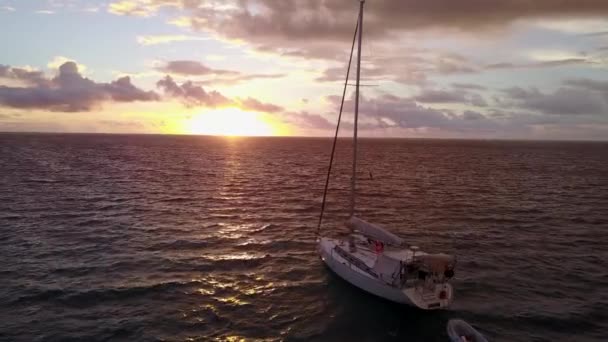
383;247;424;262
329;240;379;278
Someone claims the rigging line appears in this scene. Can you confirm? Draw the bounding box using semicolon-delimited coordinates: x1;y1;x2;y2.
350;0;364;218
315;19;359;238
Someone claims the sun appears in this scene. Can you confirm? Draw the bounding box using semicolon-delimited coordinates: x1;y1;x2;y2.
184;107;287;137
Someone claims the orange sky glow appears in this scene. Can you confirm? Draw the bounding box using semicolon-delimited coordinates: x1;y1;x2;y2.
1;1;608;139
182;107;290;137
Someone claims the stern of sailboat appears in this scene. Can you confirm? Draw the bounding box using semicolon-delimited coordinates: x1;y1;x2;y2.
403;282;454;310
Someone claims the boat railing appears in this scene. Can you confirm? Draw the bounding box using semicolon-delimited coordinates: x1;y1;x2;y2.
333;245;378;278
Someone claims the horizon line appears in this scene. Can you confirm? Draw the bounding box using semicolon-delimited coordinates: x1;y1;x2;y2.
0;131;607;143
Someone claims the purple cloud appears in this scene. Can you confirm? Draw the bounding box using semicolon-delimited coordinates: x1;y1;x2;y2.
111;0;608;67
238;97;283;113
157;60;238;76
282;111;334;130
156;75;232;107
0;64;49;86
156;60;286;85
0;62;159;112
486;58;591;70
451;83;487;91
415;89;468;103
156;75;285;113
502;85;608;115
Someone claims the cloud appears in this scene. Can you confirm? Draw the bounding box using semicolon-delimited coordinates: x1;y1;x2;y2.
534;59;591;68
325;93;463;130
1;64;285;114
156;60;238;76
486;58;592;70
104;75;160;102
108;0;168;17
238;98;283;113
469;93;488;107
153;0;608;40
317;62;428;85
136;35;208;46
564;78;608;97
502;85;608;115
436;53;477;74
451;83;487;91
462;110;486;121
156;75;232;107
156;60;286;85
414;89;468;103
0;62;159;112
0;65;49;86
281;111;334;130
156;75;284;112
579;31;608;37
0;113;21;119
106;0;608;98
48;56;87;73
104;0;608;97
360;95;456;129
200;72;286;86
532;18;608;35
316;50;480;86
83;7;100;13
411;86;489;108
320;92;603;137
107;0;607;63
409;89;487;107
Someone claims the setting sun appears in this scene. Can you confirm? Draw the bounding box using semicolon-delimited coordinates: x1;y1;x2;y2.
184;107;288;137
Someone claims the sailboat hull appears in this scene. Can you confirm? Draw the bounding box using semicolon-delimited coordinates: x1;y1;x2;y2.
318;237;453;310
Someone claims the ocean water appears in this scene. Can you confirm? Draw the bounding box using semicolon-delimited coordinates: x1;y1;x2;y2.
0;133;607;342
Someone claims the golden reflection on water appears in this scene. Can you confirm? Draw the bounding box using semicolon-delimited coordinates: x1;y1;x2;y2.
194;273;278;299
205;251;266;261
182;271;300;341
214;296;250;306
202;276;233;290
242;283;272;296
223;336;246;342
196;288;214;296
221;336;279;342
211;223;267;240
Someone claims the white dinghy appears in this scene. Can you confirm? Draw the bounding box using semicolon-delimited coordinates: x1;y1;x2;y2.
447;319;488;342
315;0;457;310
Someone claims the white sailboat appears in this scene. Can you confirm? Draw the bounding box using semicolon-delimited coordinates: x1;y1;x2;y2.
316;0;457;310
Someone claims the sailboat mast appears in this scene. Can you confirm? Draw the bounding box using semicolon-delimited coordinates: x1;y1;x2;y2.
350;0;365;217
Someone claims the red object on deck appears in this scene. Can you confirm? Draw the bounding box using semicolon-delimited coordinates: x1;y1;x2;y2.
374;241;384;254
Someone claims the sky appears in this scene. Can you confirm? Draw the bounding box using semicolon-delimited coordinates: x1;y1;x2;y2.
1;0;608;140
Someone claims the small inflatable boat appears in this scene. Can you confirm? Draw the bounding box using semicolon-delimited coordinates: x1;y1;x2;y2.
447;319;488;342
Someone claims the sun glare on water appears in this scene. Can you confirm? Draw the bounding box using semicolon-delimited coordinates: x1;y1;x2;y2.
185;107;286;137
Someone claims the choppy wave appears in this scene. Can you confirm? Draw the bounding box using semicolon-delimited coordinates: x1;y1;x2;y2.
1;134;607;342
